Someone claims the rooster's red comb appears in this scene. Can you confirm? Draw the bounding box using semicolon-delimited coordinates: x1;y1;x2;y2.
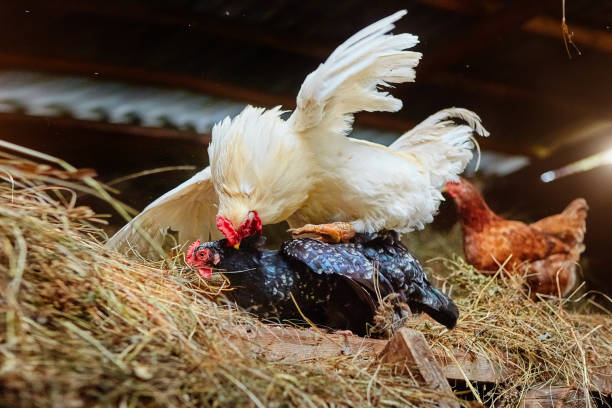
238;211;262;239
217;215;240;247
186;239;201;266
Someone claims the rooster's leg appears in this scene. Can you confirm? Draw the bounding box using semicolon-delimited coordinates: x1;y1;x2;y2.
289;222;356;243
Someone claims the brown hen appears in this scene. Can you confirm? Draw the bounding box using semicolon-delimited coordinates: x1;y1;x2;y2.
446;178;588;297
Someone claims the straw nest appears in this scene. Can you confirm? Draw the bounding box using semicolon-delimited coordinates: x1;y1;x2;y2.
0;142;610;407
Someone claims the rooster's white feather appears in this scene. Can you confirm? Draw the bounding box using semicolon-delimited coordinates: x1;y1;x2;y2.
389;108;490;188
289;10;421;139
106;167;221;256
108;11;489;256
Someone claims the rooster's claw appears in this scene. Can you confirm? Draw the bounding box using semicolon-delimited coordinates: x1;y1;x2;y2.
289;222;356;243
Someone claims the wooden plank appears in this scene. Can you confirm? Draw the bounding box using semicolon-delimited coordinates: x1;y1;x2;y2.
416;0;612;54
220;324;513;383
429;73;591;116
418;1;549;76
0;112;210;144
591;366;612;396
434;348;511;384
221;324;612;396
221;323;387;363
521;386;590;408
523;16;612;54
1;1;603;140
0;53;540;156
0;1;332;60
13;1;610;64
380;328;459;408
416;0;493;16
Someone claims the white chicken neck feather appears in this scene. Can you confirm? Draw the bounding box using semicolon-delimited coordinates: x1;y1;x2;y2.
209;106;312;227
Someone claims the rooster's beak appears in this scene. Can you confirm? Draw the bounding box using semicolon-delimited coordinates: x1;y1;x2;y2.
233;243;240;249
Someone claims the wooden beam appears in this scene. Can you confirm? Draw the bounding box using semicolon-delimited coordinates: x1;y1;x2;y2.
0;112;210;144
221;324;513;383
521;385;591;408
416;0;612;54
1;3;599;134
14;0;611;68
429;73;592;116
380;328;459;408
418;1;550;75
2;1;598;110
0;53;543;156
415;0;502;16
591;367;612;396
221;323;612;397
523;16;612;54
0;1;331;60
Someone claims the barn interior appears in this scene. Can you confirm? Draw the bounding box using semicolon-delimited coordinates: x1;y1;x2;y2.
0;0;610;298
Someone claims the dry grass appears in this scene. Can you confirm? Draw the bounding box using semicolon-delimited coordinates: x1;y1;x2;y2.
406;257;611;406
0;145;448;407
0;142;610;407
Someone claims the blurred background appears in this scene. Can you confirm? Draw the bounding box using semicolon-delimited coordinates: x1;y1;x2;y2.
0;1;610;295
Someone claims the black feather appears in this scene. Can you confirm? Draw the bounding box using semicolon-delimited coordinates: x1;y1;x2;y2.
192;231;459;334
352;231;459;329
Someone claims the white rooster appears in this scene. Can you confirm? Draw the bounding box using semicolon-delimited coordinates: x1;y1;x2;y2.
108;10;488;255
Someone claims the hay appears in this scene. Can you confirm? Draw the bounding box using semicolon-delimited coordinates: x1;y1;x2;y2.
406;257;611;406
0;148;446;407
0;145;610;407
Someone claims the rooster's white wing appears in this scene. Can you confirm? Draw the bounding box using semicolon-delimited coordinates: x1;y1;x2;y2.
288;10;420;139
106;167;221;257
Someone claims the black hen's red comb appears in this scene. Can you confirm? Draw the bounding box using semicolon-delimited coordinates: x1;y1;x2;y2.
185;239;201;266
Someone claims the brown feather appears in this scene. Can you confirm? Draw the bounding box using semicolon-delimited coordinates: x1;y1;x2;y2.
448;178;588;296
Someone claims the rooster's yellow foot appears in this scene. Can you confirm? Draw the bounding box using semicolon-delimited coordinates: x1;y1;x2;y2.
289;222;356;243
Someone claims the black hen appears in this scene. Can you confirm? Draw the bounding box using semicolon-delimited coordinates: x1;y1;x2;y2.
187;231;458;335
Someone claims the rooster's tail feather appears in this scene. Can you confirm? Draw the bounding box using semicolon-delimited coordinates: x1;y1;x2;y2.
389;108;489;189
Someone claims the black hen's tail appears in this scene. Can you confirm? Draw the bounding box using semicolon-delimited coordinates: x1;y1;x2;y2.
409;285;459;329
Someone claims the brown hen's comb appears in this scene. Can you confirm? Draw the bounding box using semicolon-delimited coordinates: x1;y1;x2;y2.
445;181;462;198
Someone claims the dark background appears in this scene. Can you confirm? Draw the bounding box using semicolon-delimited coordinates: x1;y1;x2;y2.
0;0;610;294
